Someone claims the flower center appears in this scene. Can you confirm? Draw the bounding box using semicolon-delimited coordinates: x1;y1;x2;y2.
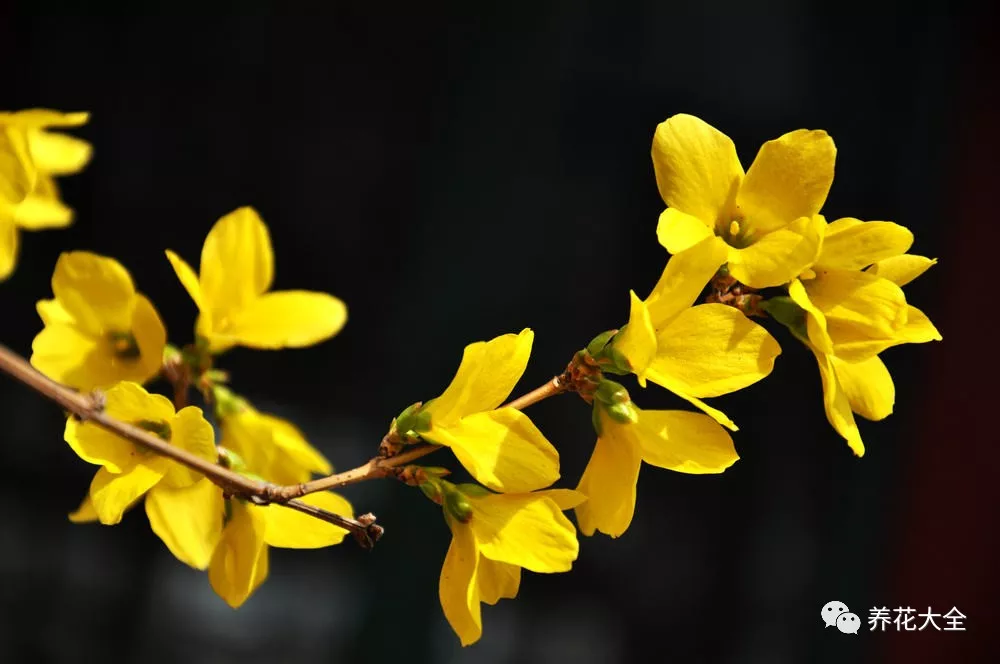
135;419;172;442
719;215;755;249
108;331;141;360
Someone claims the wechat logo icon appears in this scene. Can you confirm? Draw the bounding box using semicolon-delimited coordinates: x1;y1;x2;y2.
822;601;860;635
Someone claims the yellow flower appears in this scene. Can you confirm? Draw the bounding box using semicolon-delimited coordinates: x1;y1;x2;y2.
652;113;833;288
31;252;167;390
438;485;584;646
574;385;737;538
0;109;91;279
142;478;352;606
63;382;216;525
166;206;347;353
407;329;560;493
776;218;941;455
214;386;332;485
611;236;781;430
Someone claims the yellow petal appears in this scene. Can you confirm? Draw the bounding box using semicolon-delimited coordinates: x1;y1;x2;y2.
27;129;92;175
130;294;167;385
612;291;656;385
804;268;908;338
103;381;176;423
89;462;166;525
145;479;224;569
439;524;482;647
424;329;533;423
651;114;743;225
831;355;894;421
50;251;136;336
15;176;73;229
829;304;941;362
736;129;835;234
209;501;269;609
645;235;728;328
649;303;780;398
535;489;588;511
160;406;217;488
0;219;19;281
656;207;714;254
199;206;274;317
866;255;937;287
217;290;347;350
788;278;833;354
424;409;559;493
640;369;738;431
468;493;579;573
165;249;205;311
817;219;913;270
68;493;98;523
0;125;36;205
574;418;642;538
634;409;738;473
36;298;74;325
6;109;89;129
64;413;136;472
31;323;109;390
265;413;333;477
477;556;520;606
262;491;353;548
727;214;824;288
811;348;864;456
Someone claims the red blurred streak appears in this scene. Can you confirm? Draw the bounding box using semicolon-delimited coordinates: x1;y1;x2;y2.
881;12;999;664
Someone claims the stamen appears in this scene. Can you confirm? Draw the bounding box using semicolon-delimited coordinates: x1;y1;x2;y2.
729;220;741;237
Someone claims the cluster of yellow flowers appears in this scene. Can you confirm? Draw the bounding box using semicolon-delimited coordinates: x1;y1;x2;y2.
0;109;940;646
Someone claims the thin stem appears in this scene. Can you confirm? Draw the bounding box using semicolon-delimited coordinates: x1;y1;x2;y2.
501;374;567;410
0;343;380;549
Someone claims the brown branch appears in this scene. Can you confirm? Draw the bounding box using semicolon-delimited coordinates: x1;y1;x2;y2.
0;343;382;550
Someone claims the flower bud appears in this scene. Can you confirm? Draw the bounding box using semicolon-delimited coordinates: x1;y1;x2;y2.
594;379;631;405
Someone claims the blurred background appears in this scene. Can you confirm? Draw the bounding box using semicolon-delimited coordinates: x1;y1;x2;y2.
1;2;996;662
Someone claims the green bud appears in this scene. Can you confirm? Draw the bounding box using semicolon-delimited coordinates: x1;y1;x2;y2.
217;446;248;472
585;329;618;356
213;385;248;419
419;480;443;503
393;402;424;435
420;466;452;478
717;263;730;278
444;488;473;523
605;400;640;425
594;379;631;405
760;296;809;342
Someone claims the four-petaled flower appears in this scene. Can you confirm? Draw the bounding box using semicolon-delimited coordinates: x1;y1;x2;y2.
409;329;561;493
0;108;91;280
438;484;584;646
31;252;167;391
653;113;834;288
166;206;348;353
575;382;738;537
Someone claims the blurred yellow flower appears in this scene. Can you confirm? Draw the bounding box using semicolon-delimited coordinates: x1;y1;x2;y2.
438;484;584;646
166;206;347;353
214;386;332;485
611;236;781;430
63;382;216;525
776;218;942;455
574;383;737;538
412;329;560;493
145;479;353;607
0;109;91;279
31;252;166;390
652;113;833;288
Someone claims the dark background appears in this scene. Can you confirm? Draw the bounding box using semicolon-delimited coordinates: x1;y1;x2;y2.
1;3;997;663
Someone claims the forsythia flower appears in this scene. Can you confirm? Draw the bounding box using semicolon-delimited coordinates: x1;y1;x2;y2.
436;483;584;646
213;385;333;485
63;382;216;524
145;479;353;608
611;236;781;430
652;113;833;288
575;383;738;538
31;251;167;390
0;109;91;279
777;218;941;455
402;329;560;493
166;206;347;353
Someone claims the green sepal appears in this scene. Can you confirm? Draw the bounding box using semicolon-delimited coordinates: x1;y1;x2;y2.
213;385;248;420
594;379;630;405
761;296;809;342
586;329;618;356
217;446;248;473
606;400;640;425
